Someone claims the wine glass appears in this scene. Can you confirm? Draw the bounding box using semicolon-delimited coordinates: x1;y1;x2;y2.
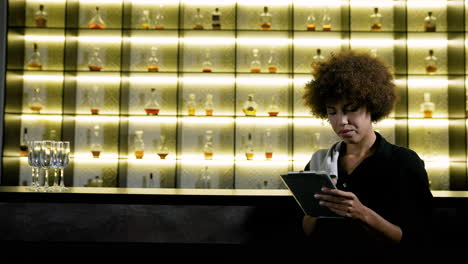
50;141;60;192
39;140;53;192
57;141;70;192
27;141;41;191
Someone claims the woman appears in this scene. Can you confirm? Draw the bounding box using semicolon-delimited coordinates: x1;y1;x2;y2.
302;50;433;254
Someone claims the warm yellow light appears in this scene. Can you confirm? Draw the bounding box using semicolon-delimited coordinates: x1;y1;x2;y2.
408;78;448;88
179;159;234;166
294;38;345;47
131;0;179;5
407;0;447;8
236;77;292;86
181;76;235;85
127;76;178;85
183;37;235;46
181;117;234;125
127;116;177;124
237;38;291;46
23;74;64;82
73;155;119;164
24;35;65;42
182;0;235;6
126;156;177;163
79;0;122;4
350;0;395;7
408;39;448;48
293;118;329;126
294;0;342;7
74;115;120;123
77;36;122;44
21;115;63;122
129;37;178;45
76;74;121;83
374;119;396;128
410;119;449;127
236;117;291;126
425;160;450;169
27;0;66;3
294;76;312;86
238;0;291;6
350;38;395;48
235;160;290;166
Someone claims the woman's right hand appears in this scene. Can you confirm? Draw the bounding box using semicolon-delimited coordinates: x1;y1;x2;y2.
303;215;318;235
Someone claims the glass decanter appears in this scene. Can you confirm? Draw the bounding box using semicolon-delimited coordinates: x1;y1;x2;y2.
322;5;332;31
187;93;196;116
267;47;278;73
245;133;254;160
193;8;204;30
250;48;261;73
212;7;221;30
306;7;316;31
35;4;48;28
205;94;214;116
88;6;106;29
260;6;272;30
144;88;160;115
420;92;435;118
424;11;436;32
201;48;213;72
88;47;103;71
264;129;273;160
140;9;151;29
29;87;44;113
370;7;382;32
425;49;437;75
19;128;29;157
157;135;169;159
147;46;160;72
88;85;101;115
154;4;165;30
27;43;42;70
90;125;103;158
267;95;279;117
243;94;258;116
134;130;145;159
203;130;214;160
196;166;211;189
311;48;325;72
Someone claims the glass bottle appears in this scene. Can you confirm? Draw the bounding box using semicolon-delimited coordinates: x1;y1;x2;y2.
312;132;321;151
205;94;214;116
424;11;436;32
202;48;213;72
196;166;211;189
90;125;103;158
311;48;325;72
49;129;57;141
187;93;197;116
193;8;204;30
144;88;160;115
29;87;44;113
35;4;48;28
88;6;106;29
154;4;165;30
212;7;221;30
140;10;151;29
264;129;273;160
306;7;316;31
425;49;437;75
157;135;169;159
203;130;214;160
88;47;103;71
420;92;435;118
89;85;101;115
27;43;42;70
19;128;29;157
147;46;160;72
260;6;272;30
148;173;154;188
267;47;278;73
250;48;261;73
370;7;382;32
134;130;145;159
322;6;332;31
267;95;279;117
243;94;258;116
245;133;254;160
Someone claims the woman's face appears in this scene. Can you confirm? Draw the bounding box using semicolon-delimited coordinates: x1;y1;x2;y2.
326;100;373;144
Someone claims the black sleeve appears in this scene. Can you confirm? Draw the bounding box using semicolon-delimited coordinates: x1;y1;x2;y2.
304;161;310;171
394;149;433;248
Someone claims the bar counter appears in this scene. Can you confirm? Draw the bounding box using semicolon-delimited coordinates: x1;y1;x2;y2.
1;187;468;254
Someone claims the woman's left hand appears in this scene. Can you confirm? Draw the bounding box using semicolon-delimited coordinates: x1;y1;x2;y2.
314;187;369;222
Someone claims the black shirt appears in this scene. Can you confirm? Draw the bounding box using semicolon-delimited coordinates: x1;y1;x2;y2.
304;132;433;253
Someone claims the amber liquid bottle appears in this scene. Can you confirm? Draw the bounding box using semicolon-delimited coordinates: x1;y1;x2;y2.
27;43;42;70
425;49;437;75
212;8;221;30
370;7;382;32
88;6;106;29
420;92;435;118
19;128;29;157
35;4;47;28
260;6;272;30
245;133;254;160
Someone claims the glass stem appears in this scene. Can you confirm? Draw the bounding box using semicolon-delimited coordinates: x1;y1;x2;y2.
43;169;49;187
53;168;59;186
59;168;65;187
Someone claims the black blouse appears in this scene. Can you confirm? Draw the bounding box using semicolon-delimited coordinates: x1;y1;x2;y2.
304;132;433;252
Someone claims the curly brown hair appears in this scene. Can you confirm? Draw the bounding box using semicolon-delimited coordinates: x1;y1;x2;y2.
303;50;396;122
